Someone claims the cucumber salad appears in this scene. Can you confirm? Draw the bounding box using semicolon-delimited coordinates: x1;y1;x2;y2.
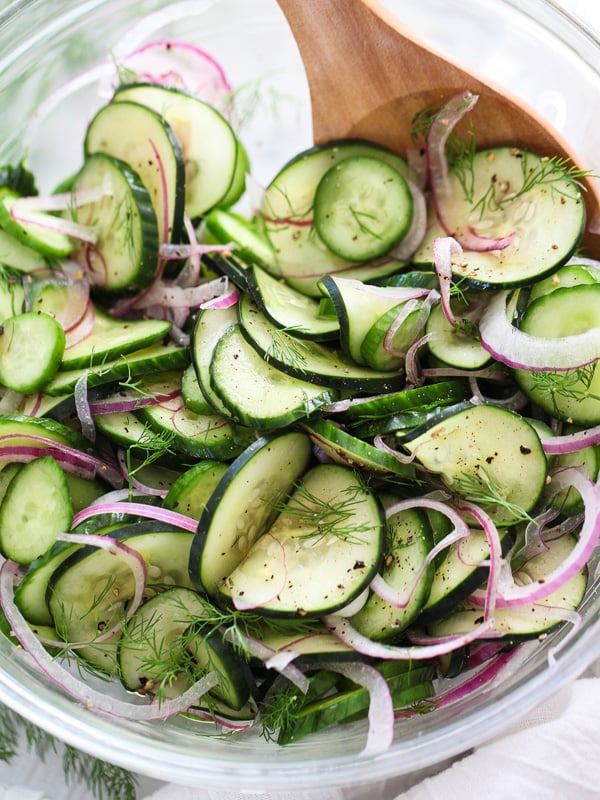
0;32;599;756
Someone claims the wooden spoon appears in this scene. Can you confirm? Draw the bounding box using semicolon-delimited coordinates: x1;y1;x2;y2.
276;0;599;255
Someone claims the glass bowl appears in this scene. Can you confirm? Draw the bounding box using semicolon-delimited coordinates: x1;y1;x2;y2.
0;0;599;792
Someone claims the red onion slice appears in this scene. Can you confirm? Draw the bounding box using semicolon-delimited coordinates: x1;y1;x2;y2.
71;501;198;532
479;289;600;370
470;467;600;608
325;661;394;756
427;92;516;252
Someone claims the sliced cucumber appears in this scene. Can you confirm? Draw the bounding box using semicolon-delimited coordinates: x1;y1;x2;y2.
402;402;548;526
164;460;228;519
85;99;185;244
260;140;412;295
138;398;251;461
413;147;585;288
69;152;159;292
340;380;470;425
313;155;413;261
44;341;189;396
427;533;587;640
113;83;239;218
60;306;171;370
514;284;600;424
359;298;427;371
119;586;253;709
204;209;278;272
246;263;339;341
0;193;74;258
0;456;72;563
237;293;404;393
319;275;416;367
190;306;237;415
302;417;415;479
190;431;313;597
425;294;493;370
209;323;339;429
181;363;213;414
349;504;434;640
529;261;600;302
0;311;65;392
220;463;384;618
0;228;48;273
48;524;196;673
417;525;515;623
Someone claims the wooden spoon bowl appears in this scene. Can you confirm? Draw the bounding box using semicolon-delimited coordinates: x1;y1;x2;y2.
276;0;600;256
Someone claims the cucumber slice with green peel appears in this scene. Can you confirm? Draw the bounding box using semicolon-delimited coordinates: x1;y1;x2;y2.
0;193;75;258
44;341;189;396
0;312;65;392
402;402;548;526
209;323;339;429
181;363;213;414
191;306;238;416
217;137;249;209
237;293;405;393
0;456;72;563
246;263;340;341
417;525;515;624
271;663;434;746
138;399;253;461
68;152;159;292
190;431;313;597
119;586;253;709
426;533;587;640
204;209;278;272
258;624;358;663
113;83;239;218
0;413;90;450
319;275;419;367
349;505;434;641
412;147;585;289
164;460;228;519
60;307;171;370
529;262;600;302
314;155;413;261
302;417;415;480
47;524;196;673
0;229;47;273
0;463;20;503
425;294;493;370
340;380;470;425
85;99;185;244
220;463;385;618
260;140;412;296
359;298;427;371
514;284;600;424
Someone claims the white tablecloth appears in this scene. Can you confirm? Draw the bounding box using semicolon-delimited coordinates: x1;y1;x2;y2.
1;1;599;798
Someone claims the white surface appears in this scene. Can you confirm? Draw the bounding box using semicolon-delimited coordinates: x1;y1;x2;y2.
1;1;599;798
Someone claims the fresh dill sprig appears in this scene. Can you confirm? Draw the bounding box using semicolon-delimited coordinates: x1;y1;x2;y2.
471;153;594;220
453;465;535;524
125;426;177;484
0;703;137;799
260;682;303;744
529;365;599;418
264;327;309;372
269;481;376;545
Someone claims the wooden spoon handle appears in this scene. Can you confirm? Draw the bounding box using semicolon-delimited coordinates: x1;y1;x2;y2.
277;0;507;148
277;0;600;250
